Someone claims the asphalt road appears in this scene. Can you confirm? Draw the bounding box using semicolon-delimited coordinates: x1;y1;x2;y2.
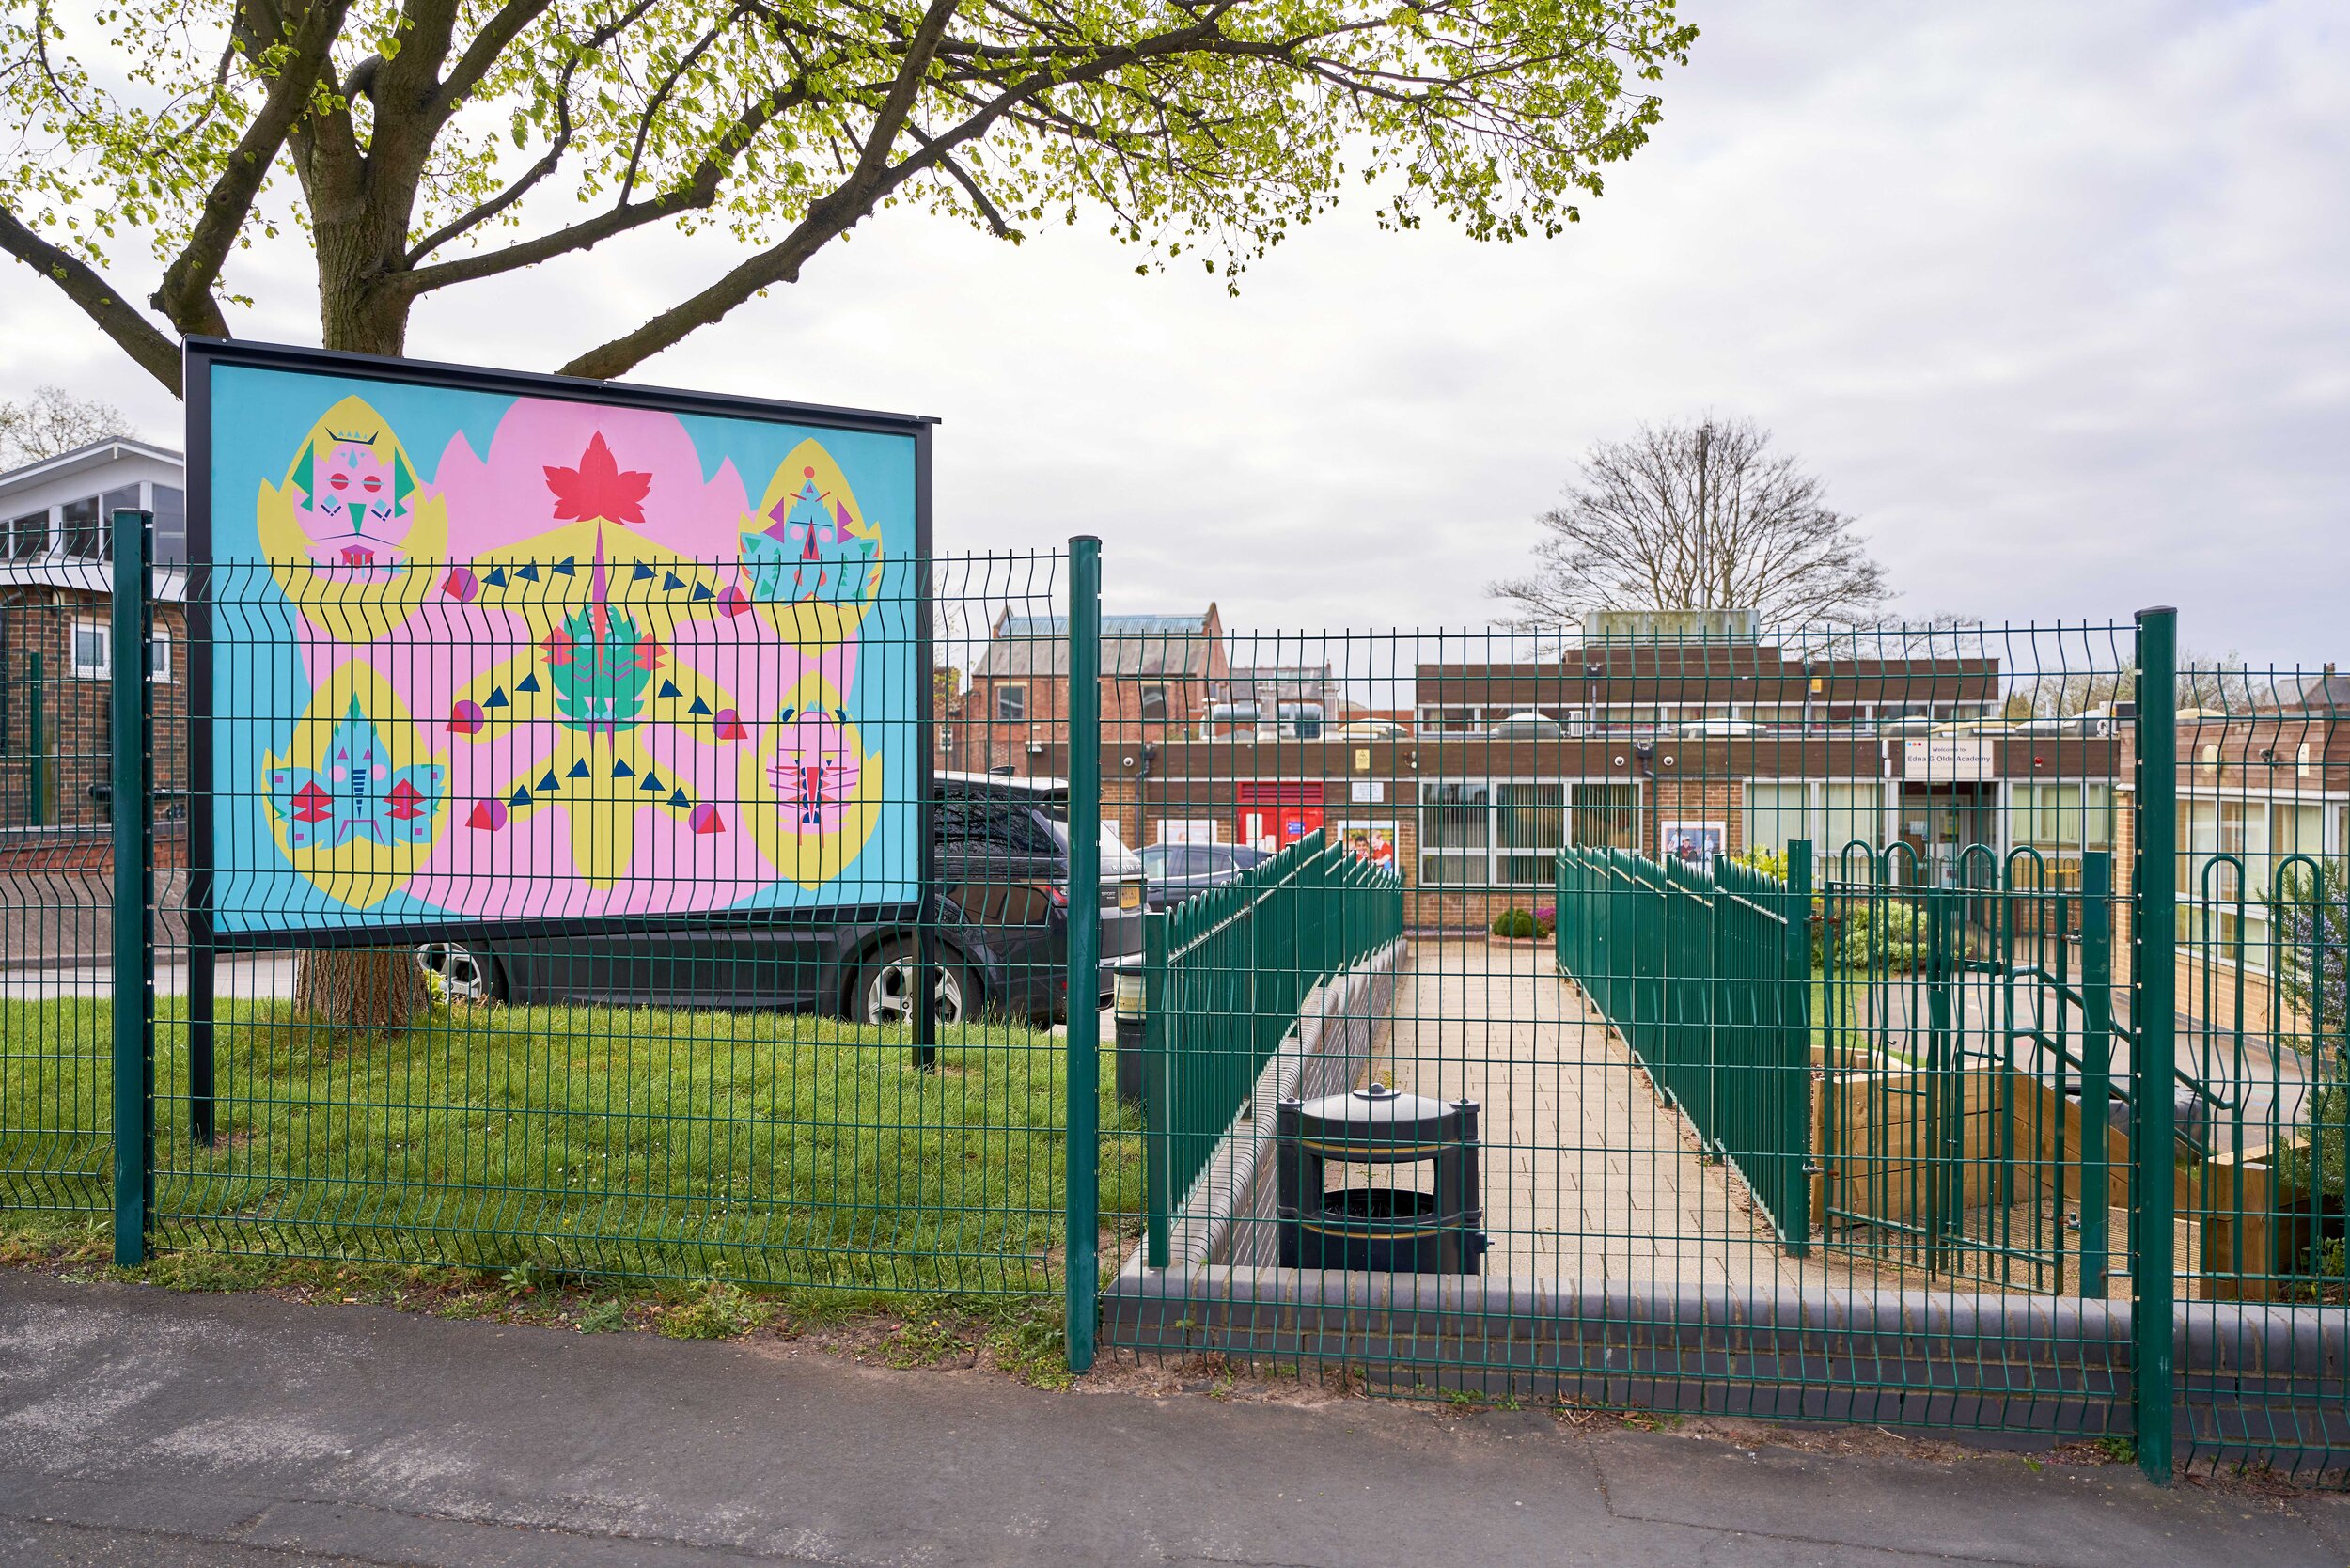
1;1271;2342;1567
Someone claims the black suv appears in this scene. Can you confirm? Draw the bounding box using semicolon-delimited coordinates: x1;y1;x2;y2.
415;773;1145;1026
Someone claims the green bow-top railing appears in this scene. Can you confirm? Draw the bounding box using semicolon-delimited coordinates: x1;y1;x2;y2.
1141;831;1403;1267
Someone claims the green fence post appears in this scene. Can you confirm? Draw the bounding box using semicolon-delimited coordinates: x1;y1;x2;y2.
1785;840;1813;1253
110;509;154;1267
26;651;45;827
1143;908;1171;1270
1063;536;1102;1373
2079;850;2114;1300
2132;605;2179;1484
1926;881;1959;1270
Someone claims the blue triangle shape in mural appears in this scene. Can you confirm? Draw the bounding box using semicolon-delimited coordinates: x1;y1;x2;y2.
516;562;540;582
537;772;560;793
485;687;509;709
554;557;576;577
669;789;691;808
688;697;712;716
663;572;684;591
640;772;666;792
611;759;634;777
690;582;714;602
633;562;656;581
516;673;540;693
509;787;532;807
568;760;592;779
483;567;509;588
658;680;681;698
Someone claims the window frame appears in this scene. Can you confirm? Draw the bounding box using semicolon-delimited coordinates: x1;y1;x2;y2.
1741;778;1890;871
2175;788;2346;976
60;495;102;560
7;508;49;559
994;682;1027;723
70;618;110;681
1418;776;1640;888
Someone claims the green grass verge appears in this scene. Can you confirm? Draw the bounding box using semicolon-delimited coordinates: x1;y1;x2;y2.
1;997;1140;1300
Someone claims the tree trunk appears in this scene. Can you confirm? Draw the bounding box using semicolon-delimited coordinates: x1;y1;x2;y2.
294;240;427;1030
295;945;431;1031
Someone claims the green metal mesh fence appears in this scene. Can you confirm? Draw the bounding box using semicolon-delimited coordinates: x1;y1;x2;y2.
5;537;2347;1480
1090;614;2343;1481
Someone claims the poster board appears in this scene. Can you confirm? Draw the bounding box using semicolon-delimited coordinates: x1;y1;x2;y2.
1661;821;1725;868
1339;822;1397;870
187;340;932;944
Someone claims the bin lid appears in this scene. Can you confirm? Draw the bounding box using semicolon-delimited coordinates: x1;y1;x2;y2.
1290;1083;1469;1148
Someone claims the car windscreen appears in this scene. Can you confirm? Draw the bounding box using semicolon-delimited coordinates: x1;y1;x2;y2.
1038;807;1142;875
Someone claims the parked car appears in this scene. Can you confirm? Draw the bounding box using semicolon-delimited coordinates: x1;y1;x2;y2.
1480;711;1565;740
1326;719;1410;741
415;772;1145;1027
1139;841;1271;909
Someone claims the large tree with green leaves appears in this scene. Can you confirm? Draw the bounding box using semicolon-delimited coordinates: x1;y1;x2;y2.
3;0;1695;387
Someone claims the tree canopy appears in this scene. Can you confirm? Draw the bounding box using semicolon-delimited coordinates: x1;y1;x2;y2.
2;0;1696;391
1490;415;1890;629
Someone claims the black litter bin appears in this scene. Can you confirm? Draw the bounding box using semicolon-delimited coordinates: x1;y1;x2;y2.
1276;1084;1487;1274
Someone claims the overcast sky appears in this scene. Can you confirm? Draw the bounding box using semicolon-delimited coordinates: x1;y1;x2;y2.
6;0;2344;662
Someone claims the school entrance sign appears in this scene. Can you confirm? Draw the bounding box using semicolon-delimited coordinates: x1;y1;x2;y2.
187;340;932;941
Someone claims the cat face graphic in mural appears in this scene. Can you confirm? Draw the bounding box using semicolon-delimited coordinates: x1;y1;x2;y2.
289;410;424;570
765;704;862;833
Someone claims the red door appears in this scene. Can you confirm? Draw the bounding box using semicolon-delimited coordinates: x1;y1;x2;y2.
1236;787;1325;853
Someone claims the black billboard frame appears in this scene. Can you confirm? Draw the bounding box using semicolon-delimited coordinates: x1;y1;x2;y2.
182;336;939;963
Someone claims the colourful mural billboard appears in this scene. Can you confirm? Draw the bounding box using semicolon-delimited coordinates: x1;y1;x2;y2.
188;342;929;939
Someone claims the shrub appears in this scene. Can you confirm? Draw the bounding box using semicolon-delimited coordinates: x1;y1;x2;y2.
1491;909;1538;939
1834;899;1927;974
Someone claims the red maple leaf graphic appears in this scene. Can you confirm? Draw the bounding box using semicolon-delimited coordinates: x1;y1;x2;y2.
543;432;651;525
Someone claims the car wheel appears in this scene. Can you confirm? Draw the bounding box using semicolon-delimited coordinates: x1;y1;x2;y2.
417;940;504;1005
856;940;976;1028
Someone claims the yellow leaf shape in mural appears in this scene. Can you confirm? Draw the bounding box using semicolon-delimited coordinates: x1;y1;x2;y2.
259;662;448;909
257;396;450;640
740;674;885;889
738;439;886;649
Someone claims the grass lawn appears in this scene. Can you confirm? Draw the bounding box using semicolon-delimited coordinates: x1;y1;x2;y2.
1;997;1141;1298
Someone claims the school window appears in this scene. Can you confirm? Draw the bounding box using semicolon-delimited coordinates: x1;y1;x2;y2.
1421;780;1637;886
994;684;1026;722
1418;782;1491;886
101;486;140;555
1568;784;1639;852
2173;794;2333;971
151;484;187;562
1496;784;1565;886
6;510;47;558
149;631;173;683
1139;684;1168;724
60;496;102;559
1741;783;1810;861
70;620;109;680
2011;783;2114;852
1742;782;1888;870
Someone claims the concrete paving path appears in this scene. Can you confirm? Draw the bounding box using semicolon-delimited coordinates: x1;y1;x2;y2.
0;1272;2341;1567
